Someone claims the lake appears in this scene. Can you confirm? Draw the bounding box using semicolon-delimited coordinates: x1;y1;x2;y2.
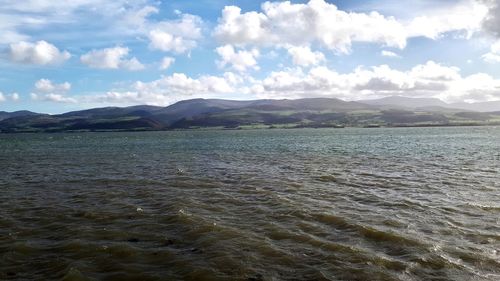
1;127;499;280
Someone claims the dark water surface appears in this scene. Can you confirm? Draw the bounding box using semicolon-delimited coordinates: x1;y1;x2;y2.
1;127;499;281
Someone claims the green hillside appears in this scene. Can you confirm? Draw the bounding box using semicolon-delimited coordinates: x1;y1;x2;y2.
2;98;500;133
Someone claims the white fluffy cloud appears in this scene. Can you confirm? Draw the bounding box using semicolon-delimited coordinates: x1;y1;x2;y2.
7;41;70;65
148;14;202;54
149;30;195;54
134;73;236;97
80;46;145;71
31;79;76;103
0;0;203;58
35;79;71;93
89;72;243;106
216;45;260;72
214;1;406;53
405;1;487;39
31;93;77;103
0;0;156;43
119;5;159;32
159;57;175;70
53;61;500;107
30;93;78;103
287;46;325;66
64;59;500;106
0;30;28;45
482;40;500;63
0;92;20;102
11;92;20;101
214;0;489;53
120;58;145;71
250;61;500;103
381;50;400;58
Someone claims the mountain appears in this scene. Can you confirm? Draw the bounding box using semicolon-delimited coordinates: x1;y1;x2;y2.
167;98;376;129
151;99;256;125
58;105;163;118
151;98;373;125
358;96;449;109
1;97;500;132
359;95;500;112
0;110;43;121
449;101;500;112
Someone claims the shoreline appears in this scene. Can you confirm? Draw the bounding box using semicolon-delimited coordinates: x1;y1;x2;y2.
1;122;500;134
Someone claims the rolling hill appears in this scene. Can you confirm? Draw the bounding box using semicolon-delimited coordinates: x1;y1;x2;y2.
0;110;42;121
1;97;500;132
358;96;449;109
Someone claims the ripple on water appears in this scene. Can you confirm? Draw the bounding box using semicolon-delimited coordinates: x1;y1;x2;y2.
1;128;500;280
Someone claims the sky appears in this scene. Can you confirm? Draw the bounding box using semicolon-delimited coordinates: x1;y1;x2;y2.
1;0;500;113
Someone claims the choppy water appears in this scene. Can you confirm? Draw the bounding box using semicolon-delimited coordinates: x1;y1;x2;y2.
1;127;499;281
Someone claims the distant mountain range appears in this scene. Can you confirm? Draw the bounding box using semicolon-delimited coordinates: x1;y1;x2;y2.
1;96;500;132
360;96;500;112
360;96;449;109
447;100;500;112
0;110;41;121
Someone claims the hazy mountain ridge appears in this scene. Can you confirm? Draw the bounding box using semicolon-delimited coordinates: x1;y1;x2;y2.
358;96;500;112
0;110;43;121
448;100;500;112
359;96;449;108
2;97;500;132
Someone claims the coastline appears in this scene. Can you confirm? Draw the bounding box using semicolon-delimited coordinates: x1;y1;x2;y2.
2;122;500;134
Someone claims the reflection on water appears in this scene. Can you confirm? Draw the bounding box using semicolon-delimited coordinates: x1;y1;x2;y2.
1;127;499;280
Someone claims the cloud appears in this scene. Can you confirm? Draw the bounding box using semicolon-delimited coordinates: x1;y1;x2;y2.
0;92;20;102
37;60;500;107
0;0;203;63
1;0;134;14
287;46;325;66
80;46;145;70
214;0;489;53
88;72;243;106
148;30;195;54
159;57;175;70
214;1;406;53
35;79;71;93
405;0;487;39
0;0;158;44
482;39;500;63
134;73;236;97
120;5;159;31
31;93;77;103
147;14;202;54
0;30;29;45
216;45;260;72
249;61;500;103
10;93;20;101
381;50;401;58
32;93;76;103
481;0;500;37
31;79;76;103
478;1;500;64
7;41;70;65
119;57;145;71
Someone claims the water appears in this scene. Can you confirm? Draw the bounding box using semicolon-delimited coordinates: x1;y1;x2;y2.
1;127;499;281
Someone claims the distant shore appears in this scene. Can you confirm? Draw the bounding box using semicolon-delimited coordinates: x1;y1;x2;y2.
2;122;500;134
3;98;500;133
